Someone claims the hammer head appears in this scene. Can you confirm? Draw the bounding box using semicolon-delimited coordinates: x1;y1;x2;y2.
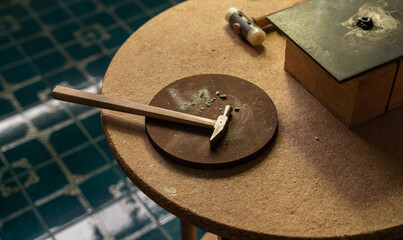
225;7;266;46
210;105;233;148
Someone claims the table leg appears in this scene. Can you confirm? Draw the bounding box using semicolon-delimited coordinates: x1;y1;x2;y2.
180;219;197;240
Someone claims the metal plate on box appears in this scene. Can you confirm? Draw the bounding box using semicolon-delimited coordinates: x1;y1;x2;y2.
268;0;403;83
145;74;278;169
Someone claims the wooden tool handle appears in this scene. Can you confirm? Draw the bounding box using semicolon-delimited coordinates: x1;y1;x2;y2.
52;86;216;129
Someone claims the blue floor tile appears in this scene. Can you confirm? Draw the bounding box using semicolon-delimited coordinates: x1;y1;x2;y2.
65;41;102;60
0;0;186;239
163;218;181;240
4;139;52;172
30;0;59;12
2;62;39;84
38;194;86;229
14;81;48;108
68;103;93;116
98;0;125;7
68;0;97;17
29;100;69;130
0;160;12;182
80;168;126;209
0;46;23;67
115;2;144;20
102;26;130;50
11;18;43;40
54;215;105;240
80;112;104;138
62;144;107;175
151;4;172;16
20;36;55;56
197;227;206;239
0;211;46;240
52;22;81;44
23;162;68;201
47;67;87;87
140;0;172;14
96;196;153;239
39;8;70;26
137;227;168;240
140;0;168;9
86;55;110;78
0;118;28;146
30;106;70;130
136;190;169;220
32;51;67;73
163;218;206;240
97;138;114;161
127;16;150;31
0;35;8;46
0;4;29;19
0;180;29;219
82;12;116;28
0;98;15;117
112;161;128;179
49;123;88;154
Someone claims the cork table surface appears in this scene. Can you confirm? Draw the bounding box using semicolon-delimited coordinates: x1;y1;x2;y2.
101;0;403;239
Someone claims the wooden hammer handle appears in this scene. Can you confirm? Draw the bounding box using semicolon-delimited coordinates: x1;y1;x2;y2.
252;1;305;28
52;86;216;129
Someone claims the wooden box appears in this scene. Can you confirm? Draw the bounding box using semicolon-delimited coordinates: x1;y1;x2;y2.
268;0;403;127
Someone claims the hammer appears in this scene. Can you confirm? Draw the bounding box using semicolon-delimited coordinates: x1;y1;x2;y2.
52;86;233;148
225;4;302;46
225;7;267;46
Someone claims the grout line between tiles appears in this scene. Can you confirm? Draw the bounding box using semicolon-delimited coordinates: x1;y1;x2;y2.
0;1;187;239
0;151;55;240
128;192;175;240
0;25;59;239
54;0;115;60
52;92;121;238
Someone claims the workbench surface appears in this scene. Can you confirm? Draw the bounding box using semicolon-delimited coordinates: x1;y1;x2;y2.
101;0;403;239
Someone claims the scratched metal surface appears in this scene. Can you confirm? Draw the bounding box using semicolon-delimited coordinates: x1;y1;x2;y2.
268;0;403;83
145;74;278;169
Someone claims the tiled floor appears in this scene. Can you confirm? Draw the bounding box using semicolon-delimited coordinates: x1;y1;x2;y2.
0;0;206;239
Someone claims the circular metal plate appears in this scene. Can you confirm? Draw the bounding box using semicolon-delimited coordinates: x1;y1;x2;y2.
146;74;277;169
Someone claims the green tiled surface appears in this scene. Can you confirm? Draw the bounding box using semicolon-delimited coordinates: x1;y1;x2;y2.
14;81;47;107
49;123;88;153
47;67;87;87
63;145;107;175
0;47;24;66
0;0;207;239
80;112;104;137
2;62;39;84
0;180;29;218
23;162;69;201
31;107;70;130
0;99;15;116
4;139;51;171
0;211;46;240
38;194;87;229
80;168;126;209
32;51;67;73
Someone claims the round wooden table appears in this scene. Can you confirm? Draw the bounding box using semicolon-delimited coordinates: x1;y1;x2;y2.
101;0;403;239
